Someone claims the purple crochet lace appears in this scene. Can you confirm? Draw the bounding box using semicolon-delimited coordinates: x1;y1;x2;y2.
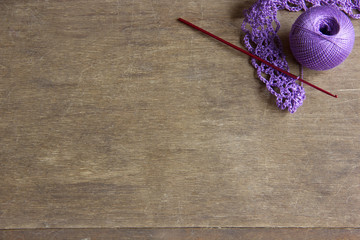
242;0;360;113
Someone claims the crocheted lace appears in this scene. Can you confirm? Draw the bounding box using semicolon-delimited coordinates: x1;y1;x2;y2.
242;0;360;113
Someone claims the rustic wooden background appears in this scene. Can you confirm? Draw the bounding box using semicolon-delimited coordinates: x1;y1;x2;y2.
1;0;360;238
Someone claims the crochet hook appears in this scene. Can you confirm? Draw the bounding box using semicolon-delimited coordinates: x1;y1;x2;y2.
178;17;338;98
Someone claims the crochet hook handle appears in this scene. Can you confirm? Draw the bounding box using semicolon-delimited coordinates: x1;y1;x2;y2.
178;18;338;98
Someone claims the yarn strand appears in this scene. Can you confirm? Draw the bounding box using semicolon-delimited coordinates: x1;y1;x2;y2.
178;18;338;98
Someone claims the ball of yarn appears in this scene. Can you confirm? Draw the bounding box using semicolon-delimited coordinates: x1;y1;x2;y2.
289;6;355;71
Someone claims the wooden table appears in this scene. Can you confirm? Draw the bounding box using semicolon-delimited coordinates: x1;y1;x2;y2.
1;0;359;239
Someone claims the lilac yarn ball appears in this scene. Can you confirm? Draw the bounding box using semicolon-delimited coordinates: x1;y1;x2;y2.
289;6;355;71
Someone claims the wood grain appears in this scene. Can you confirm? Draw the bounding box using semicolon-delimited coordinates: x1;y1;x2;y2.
1;0;360;229
1;228;360;240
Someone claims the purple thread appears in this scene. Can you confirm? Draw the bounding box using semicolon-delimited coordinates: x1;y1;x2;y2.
290;6;355;70
242;0;359;113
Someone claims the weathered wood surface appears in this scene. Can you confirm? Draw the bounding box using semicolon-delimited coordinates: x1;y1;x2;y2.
1;228;360;240
0;0;360;229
